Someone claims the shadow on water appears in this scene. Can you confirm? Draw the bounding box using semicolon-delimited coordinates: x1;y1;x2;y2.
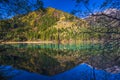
0;43;120;80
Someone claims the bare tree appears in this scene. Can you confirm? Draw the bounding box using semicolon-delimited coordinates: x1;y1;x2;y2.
72;0;120;79
0;0;44;50
0;0;43;19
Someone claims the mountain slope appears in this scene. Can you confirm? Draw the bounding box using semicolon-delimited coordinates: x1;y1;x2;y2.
86;8;120;27
85;8;120;48
2;8;118;42
0;7;89;42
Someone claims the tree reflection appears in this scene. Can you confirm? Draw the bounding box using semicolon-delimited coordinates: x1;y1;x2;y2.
0;43;119;76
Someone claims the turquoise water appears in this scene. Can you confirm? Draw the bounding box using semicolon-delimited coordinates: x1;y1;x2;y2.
0;43;119;79
2;43;101;50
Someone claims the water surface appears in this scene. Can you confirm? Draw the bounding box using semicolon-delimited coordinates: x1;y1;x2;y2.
0;43;119;79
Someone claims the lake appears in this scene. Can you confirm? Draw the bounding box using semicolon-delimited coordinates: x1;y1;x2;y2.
0;43;120;80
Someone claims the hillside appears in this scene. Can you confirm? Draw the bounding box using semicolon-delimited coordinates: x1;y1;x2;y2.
86;8;120;27
0;7;90;42
1;8;119;43
85;8;120;41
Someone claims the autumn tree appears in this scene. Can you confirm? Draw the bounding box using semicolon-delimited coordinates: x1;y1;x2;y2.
0;0;44;42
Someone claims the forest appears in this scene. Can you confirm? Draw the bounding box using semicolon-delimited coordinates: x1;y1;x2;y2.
0;0;120;80
1;7;119;43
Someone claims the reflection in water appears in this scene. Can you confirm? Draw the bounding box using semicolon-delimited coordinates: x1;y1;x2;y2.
0;63;120;80
0;43;100;75
0;43;120;79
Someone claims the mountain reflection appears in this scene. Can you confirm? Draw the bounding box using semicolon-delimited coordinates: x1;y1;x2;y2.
0;63;120;80
0;43;119;77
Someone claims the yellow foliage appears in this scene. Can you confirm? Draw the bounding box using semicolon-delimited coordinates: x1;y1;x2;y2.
30;20;35;26
60;14;65;21
46;8;55;15
31;12;37;18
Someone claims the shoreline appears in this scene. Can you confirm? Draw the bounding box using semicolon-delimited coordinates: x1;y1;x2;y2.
0;40;102;44
0;41;54;44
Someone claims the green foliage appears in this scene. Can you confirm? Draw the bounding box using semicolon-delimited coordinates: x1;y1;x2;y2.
1;7;118;42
